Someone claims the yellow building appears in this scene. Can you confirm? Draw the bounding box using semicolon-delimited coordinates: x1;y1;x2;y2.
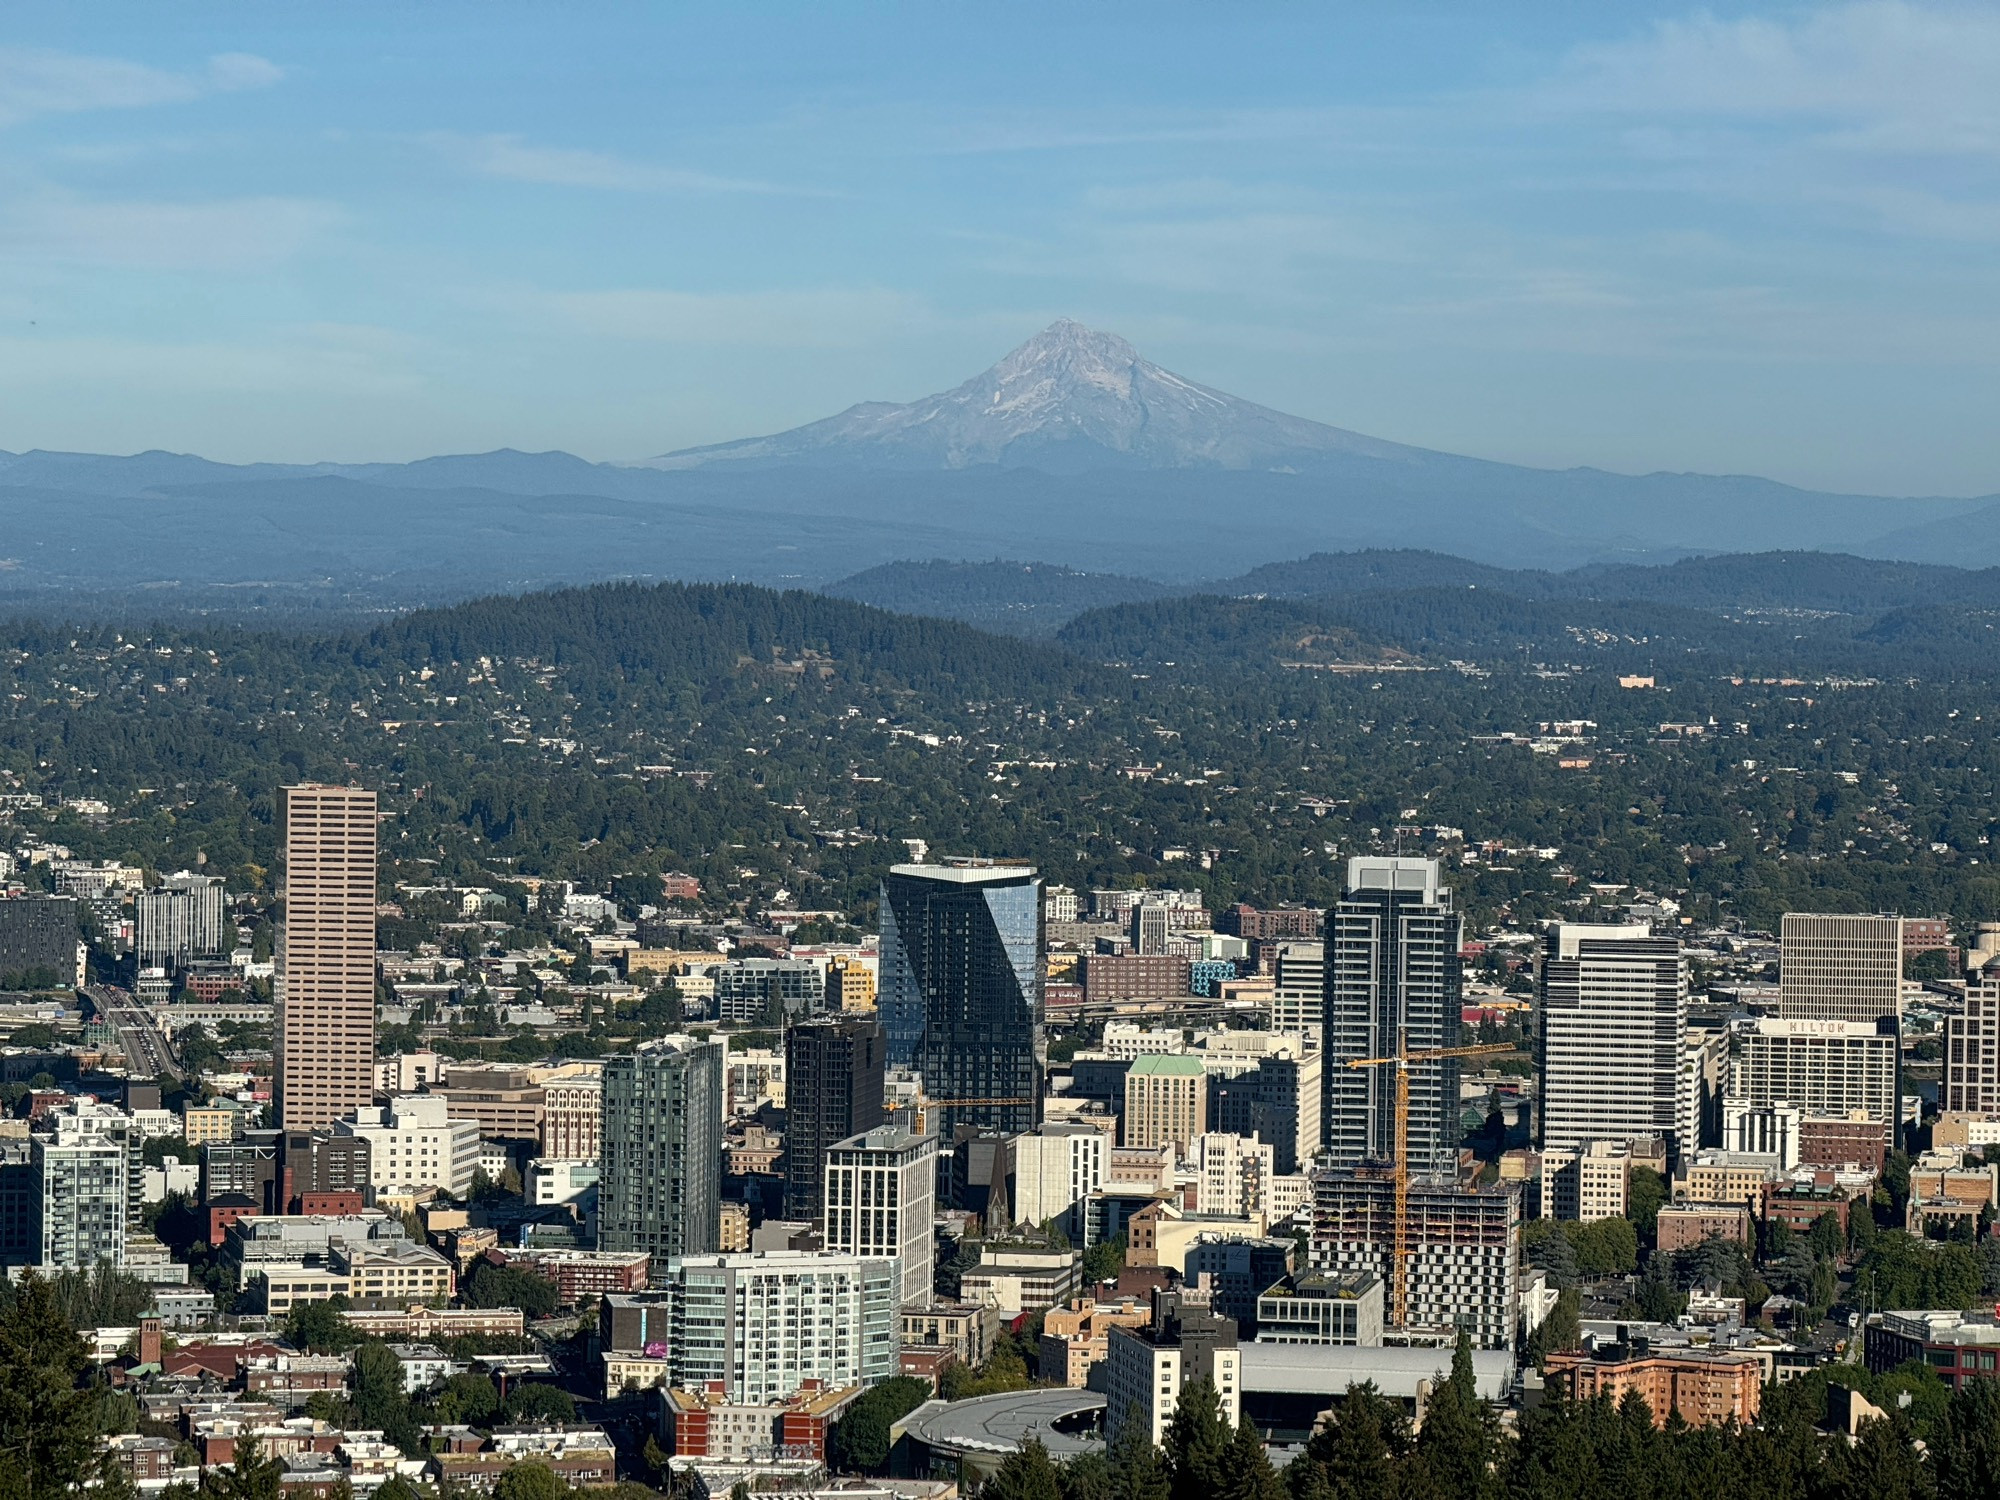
183;1105;241;1146
826;955;876;1012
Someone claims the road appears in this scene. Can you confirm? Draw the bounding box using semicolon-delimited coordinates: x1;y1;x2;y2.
84;984;181;1080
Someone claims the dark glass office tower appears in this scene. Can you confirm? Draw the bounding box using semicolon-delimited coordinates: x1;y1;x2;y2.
879;862;1043;1140
784;1014;887;1223
1322;857;1463;1173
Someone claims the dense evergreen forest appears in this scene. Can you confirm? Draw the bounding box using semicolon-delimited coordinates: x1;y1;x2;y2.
0;561;1997;933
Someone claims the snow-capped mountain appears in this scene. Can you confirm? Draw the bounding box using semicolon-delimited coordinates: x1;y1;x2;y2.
640;319;1419;471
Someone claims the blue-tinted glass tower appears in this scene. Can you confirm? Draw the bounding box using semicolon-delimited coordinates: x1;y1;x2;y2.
878;863;1044;1140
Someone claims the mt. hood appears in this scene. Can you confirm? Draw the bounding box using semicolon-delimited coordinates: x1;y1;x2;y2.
642;319;1415;472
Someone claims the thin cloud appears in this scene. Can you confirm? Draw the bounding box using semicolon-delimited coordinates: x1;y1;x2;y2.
0;47;283;126
0;192;338;271
428;132;818;196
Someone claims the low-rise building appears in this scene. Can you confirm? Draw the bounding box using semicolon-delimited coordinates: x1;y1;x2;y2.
334;1237;456;1309
1253;1270;1385;1347
494;1247;649;1305
1039;1297;1151;1387
900;1302;997;1370
1654;1204;1753;1252
657;1380;861;1464
1546;1340;1762;1427
959;1244;1081;1316
1868;1310;2000;1387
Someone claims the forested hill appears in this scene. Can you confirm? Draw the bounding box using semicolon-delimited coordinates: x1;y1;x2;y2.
823;560;1169;636
835;548;2000;639
362;580;1109;701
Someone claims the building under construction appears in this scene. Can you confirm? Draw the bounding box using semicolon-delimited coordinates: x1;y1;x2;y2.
1308;1164;1521;1350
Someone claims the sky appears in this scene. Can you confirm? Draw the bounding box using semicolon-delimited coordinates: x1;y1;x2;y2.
2;1;1998;495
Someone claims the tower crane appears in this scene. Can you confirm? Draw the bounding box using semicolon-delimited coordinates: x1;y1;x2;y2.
1344;1041;1513;1327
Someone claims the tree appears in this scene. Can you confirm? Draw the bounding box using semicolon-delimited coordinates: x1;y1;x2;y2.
505;1382;577;1425
284;1298;356;1353
1108;1406;1170;1500
830;1375;929;1473
1524;1288;1584;1369
493;1461;567;1500
1163;1380;1231;1500
1935;1375;2000;1500
984;1439;1066;1500
461;1261;560;1319
1220;1416;1286;1500
203;1438;282;1500
1415;1332;1493;1500
0;1271;95;1500
1626;1167;1667;1240
375;1479;422;1500
1082;1236;1127;1286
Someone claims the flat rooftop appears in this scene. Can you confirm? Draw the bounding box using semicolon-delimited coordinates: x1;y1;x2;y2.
899;1389;1105;1459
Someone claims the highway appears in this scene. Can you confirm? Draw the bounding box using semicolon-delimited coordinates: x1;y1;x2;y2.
83;984;181;1080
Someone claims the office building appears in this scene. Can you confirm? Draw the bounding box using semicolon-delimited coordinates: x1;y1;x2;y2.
1778;913;1903;1023
541;1071;604;1161
607;1252;900;1403
784;1015;886;1223
1323;858;1463;1172
1104;1289;1242;1447
333;1096;480;1196
1185;1235;1294;1337
878;862;1044;1139
1540;1140;1631;1222
1309;1166;1520;1348
826;955;876;1012
1123;1055;1207;1153
1012;1122;1108;1239
599;1036;724;1258
1269;941;1325;1041
1679;1028;1728;1163
275;784;379;1130
134;873;227;971
1944;932;2000;1115
1254;1270;1385;1347
822;1124;936;1307
1131;902;1173;957
1193;1133;1277;1219
712;958;825;1024
1728;1018;1897;1135
1537;923;1684;1155
1207;1045;1321;1175
282;1129;373;1211
0;895;80;988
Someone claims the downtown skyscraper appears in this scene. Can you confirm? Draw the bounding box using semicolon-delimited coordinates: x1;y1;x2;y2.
878;862;1044;1140
1536;922;1685;1156
598;1035;724;1258
275;784;379;1130
784;1013;887;1223
1321;856;1463;1173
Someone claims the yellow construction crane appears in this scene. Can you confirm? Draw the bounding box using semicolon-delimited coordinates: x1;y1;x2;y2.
1344;1041;1513;1327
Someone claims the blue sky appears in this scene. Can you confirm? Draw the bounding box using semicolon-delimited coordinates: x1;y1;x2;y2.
3;2;1997;494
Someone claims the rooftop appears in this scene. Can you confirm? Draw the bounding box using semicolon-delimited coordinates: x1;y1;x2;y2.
1126;1055;1207;1078
899;1388;1104;1460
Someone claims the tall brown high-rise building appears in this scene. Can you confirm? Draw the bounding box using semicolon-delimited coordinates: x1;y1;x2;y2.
275;784;379;1129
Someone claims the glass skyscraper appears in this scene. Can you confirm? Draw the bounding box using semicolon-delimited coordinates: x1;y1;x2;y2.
1321;856;1464;1173
878;862;1044;1139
